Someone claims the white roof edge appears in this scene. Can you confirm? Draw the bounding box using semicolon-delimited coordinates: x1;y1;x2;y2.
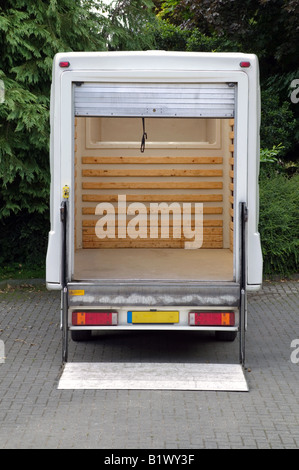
53;50;258;73
54;50;257;60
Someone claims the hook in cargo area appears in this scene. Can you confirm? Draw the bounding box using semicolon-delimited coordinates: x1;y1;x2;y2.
140;117;147;153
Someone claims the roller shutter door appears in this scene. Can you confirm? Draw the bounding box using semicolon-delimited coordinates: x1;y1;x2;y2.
74;82;235;118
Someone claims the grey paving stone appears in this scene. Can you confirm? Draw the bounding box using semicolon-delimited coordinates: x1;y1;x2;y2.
0;280;298;448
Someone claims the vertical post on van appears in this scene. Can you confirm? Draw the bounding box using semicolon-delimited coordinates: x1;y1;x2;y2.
239;202;248;366
61;200;68;363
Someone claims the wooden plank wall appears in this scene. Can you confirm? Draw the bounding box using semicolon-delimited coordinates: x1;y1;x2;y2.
75;117;234;250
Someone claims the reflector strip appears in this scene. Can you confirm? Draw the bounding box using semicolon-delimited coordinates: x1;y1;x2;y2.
69;290;85;296
72;311;118;326
189;311;235;326
128;311;179;324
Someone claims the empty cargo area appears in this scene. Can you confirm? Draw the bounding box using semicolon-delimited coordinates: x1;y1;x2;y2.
73;248;233;281
73;116;235;282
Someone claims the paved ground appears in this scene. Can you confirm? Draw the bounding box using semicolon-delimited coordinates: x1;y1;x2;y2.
0;279;298;449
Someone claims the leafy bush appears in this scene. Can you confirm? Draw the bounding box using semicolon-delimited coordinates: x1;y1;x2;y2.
153;19;190;50
186;29;240;53
0;210;49;269
260;144;285;163
260;89;297;159
259;172;299;277
153;20;240;53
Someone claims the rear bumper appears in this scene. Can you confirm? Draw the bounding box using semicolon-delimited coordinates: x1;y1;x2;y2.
67;281;241;308
67;281;240;331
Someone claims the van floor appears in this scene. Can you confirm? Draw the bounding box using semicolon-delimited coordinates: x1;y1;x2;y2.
73;249;234;282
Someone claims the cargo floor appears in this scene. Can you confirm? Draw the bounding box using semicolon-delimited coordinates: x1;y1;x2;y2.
73;248;234;281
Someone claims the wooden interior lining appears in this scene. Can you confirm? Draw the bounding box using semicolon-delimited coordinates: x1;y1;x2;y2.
82;169;223;177
75;117;233;250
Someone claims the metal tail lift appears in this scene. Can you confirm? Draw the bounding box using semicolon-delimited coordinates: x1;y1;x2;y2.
60;198;248;368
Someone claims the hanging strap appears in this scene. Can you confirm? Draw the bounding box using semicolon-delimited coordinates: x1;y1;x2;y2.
140;117;147;153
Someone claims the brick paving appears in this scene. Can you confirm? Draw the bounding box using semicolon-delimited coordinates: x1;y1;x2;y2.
0;279;298;449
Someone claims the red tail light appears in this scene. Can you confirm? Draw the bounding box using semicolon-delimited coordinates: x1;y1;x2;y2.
189;311;235;326
240;61;251;68
59;61;70;68
72;311;118;326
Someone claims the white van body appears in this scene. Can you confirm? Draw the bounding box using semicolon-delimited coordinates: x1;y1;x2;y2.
46;51;262;359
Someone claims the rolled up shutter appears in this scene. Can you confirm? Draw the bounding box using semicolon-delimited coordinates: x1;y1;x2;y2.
74;82;235;118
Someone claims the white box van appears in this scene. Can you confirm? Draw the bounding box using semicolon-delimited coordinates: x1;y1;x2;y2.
46;51;262;362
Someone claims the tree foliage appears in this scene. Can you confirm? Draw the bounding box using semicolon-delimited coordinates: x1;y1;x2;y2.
154;0;299;161
153;18;241;52
0;0;156;266
0;0;108;218
104;0;157;50
154;0;299;74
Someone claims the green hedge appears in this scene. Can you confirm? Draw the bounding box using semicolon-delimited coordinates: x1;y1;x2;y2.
0;210;49;268
259;172;299;277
